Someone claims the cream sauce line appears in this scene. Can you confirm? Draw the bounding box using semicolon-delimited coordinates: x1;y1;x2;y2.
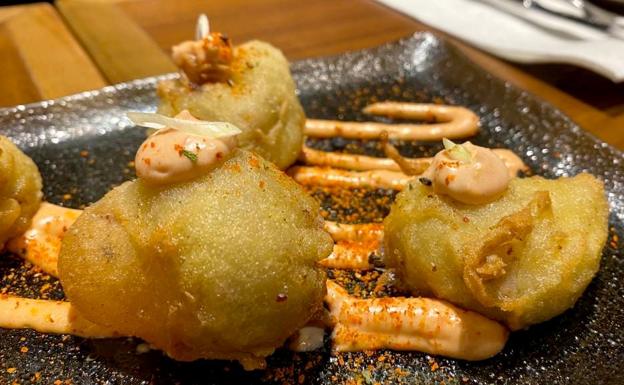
320;222;383;269
304;102;479;140
288;166;410;190
300;145;412;172
325;280;509;360
7;202;81;278
300;145;527;177
323;221;383;242
318;240;378;270
0;295;120;338
0;281;507;362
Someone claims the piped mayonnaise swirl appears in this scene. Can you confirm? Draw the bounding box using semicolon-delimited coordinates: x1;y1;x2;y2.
421;139;511;205
131;110;239;185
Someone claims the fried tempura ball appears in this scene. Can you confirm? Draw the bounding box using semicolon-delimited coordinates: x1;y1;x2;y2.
0;136;42;247
58;150;332;369
384;173;608;330
158;41;305;170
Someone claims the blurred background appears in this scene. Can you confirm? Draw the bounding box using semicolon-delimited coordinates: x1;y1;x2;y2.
0;0;622;149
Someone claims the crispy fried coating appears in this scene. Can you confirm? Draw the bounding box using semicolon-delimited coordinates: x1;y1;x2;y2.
158;40;305;170
0;136;42;247
58;150;332;367
384;174;608;330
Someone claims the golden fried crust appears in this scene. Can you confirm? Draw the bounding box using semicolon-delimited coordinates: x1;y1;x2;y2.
384;173;608;330
0;136;43;247
58;150;332;363
158;40;305;170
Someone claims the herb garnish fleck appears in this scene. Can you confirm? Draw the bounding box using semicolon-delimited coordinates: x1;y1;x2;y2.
182;150;198;163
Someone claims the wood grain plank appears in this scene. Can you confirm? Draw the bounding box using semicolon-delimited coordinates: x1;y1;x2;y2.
56;0;176;84
0;3;106;107
0;23;40;106
118;0;420;60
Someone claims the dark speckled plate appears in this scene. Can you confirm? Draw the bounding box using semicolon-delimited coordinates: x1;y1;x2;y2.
1;33;623;385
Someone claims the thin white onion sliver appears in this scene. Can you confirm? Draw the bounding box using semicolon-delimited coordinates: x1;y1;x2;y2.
443;137;471;162
127;112;241;138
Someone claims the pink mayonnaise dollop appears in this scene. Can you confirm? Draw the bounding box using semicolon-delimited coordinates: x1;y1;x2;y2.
171;32;232;84
134;110;237;185
421;141;511;205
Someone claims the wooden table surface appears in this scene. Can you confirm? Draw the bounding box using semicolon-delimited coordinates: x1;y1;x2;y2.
2;0;623;150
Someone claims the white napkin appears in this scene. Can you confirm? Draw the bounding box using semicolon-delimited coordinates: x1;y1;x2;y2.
377;0;624;82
